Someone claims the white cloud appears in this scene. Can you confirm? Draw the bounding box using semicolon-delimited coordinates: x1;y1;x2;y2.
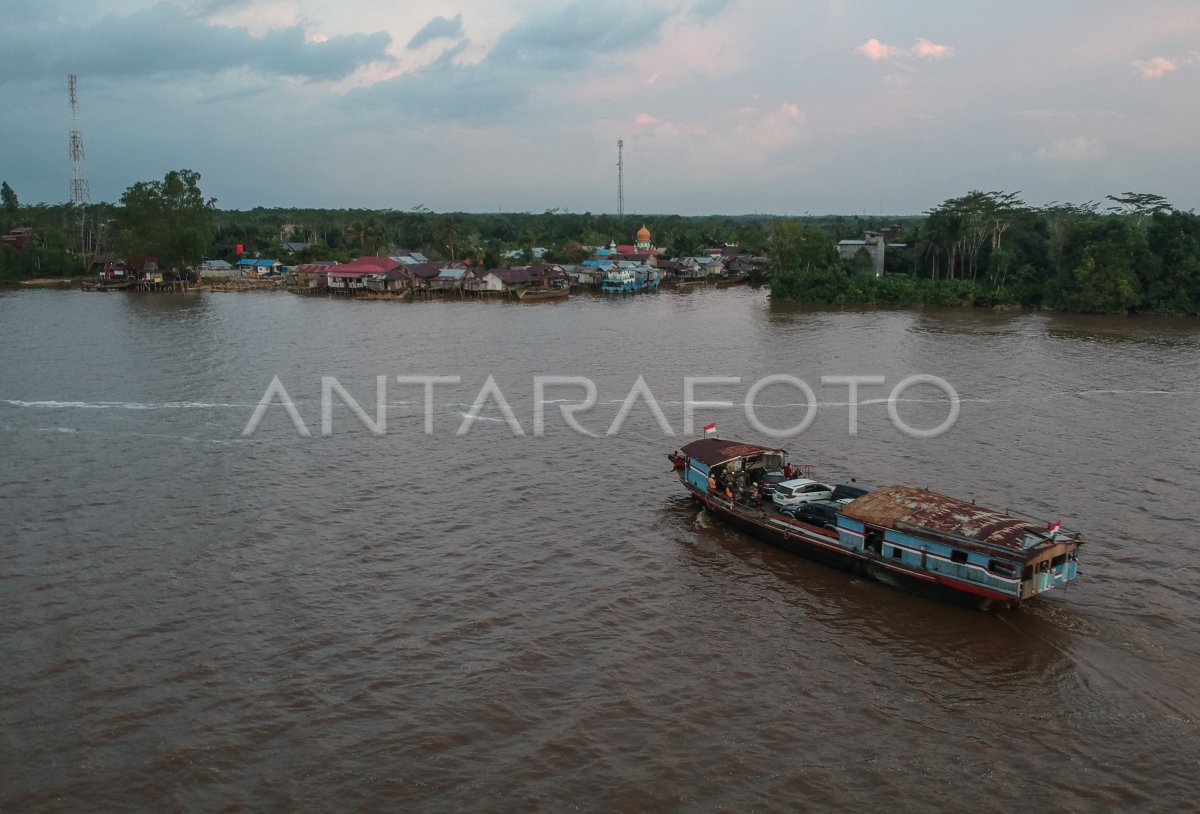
1036;136;1104;164
207;1;302;37
406;14;465;50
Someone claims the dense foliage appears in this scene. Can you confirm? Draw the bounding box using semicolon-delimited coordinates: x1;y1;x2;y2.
2;172;1198;314
770;192;1200;315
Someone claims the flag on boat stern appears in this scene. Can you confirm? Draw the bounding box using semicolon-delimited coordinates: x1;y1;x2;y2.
704;422;717;436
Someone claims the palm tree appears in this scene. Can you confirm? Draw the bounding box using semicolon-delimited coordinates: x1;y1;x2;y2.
344;221;365;256
440;216;459;260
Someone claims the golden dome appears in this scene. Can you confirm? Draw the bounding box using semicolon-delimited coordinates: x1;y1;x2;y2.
636;225;651;242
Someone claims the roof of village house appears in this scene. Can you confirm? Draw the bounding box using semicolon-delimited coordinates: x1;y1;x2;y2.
295;261;338;274
406;262;442;279
489;267;541;284
329;256;401;274
369;268;414;281
392;251;430;264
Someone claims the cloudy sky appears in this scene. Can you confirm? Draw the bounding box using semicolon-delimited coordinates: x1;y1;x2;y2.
2;0;1198;214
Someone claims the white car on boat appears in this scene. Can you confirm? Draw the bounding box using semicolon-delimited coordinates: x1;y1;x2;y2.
771;478;834;508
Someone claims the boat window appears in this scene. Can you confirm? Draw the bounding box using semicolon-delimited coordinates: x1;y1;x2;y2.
988;560;1017;578
864;531;882;554
950;550;968;564
890;546;903;560
1051;554;1066;568
1022;565;1033;580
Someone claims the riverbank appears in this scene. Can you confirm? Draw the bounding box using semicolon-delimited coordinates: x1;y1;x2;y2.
770;268;1200;316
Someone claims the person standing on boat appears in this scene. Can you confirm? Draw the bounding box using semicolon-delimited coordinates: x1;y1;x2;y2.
708;474;717;492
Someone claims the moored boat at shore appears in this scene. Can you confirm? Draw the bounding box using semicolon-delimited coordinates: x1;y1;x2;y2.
601;266;662;294
516;286;569;301
669;437;1082;610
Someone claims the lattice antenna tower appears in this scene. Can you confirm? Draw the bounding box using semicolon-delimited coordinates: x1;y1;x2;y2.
617;139;624;219
68;74;90;206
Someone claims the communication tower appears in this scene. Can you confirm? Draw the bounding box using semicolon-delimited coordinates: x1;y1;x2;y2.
68;74;90;205
617;139;624;219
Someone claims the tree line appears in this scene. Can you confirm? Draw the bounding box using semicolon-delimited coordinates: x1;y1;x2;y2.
768;190;1200;314
2;170;1197;314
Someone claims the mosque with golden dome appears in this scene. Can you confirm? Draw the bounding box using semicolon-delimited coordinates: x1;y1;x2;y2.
613;224;659;257
635;224;653;251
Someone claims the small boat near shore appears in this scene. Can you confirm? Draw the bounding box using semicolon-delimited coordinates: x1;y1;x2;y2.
669;437;1082;610
516;287;569;301
81;278;136;291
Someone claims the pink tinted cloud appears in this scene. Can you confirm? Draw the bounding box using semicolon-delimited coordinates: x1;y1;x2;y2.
635;112;660;126
857;37;955;62
912;38;954;59
857;38;900;61
1131;57;1177;78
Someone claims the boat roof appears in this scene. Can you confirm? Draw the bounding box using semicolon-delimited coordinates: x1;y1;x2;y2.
839;485;1056;552
679;439;783;467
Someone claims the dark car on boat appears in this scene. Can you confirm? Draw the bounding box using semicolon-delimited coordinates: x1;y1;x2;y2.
781;499;843;529
759;468;788;500
832;482;876;503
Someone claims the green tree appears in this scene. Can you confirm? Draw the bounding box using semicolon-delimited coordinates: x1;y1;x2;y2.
344;218;385;256
1;181;17;213
116;169;216;270
1049;219;1145;313
767;218;835;276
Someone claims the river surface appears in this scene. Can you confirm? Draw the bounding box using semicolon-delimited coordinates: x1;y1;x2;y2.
1;286;1198;812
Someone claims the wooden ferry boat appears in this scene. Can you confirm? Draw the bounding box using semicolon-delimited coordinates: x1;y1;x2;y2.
669;438;1082;609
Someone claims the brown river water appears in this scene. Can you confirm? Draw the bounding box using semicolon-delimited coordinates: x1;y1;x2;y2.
1;286;1198;812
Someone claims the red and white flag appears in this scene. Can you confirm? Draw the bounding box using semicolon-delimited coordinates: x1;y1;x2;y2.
703;422;717;435
1047;521;1061;534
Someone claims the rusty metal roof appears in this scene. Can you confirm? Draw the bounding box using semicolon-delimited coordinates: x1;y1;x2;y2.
679;439;783;467
840;485;1049;551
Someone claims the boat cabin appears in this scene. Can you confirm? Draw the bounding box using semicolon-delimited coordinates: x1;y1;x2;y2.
837;485;1080;601
674;439;790;493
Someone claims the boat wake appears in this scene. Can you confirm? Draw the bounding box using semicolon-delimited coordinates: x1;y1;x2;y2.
2;399;247;410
